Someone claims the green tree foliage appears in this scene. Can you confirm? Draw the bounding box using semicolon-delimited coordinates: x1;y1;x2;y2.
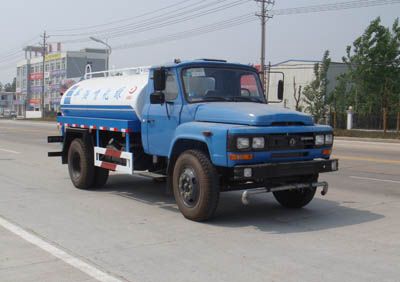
3;78;16;92
333;17;400;114
302;50;331;123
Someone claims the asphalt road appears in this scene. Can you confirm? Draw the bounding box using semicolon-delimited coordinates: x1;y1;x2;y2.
0;119;399;282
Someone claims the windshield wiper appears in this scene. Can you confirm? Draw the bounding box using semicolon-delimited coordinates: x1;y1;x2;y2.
202;96;233;102
231;96;265;103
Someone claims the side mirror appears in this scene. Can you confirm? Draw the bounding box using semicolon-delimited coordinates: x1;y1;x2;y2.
153;68;166;91
277;80;284;100
150;92;165;104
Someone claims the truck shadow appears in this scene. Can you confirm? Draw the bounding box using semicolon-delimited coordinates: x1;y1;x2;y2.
101;174;384;234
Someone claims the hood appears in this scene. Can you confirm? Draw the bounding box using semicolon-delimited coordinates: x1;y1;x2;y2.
194;102;314;126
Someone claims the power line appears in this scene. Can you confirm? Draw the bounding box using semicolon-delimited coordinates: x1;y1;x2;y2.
113;14;256;50
0;34;40;61
270;0;400;16
59;0;400;52
51;0;234;37
102;0;250;40
48;0;196;33
54;0;399;44
53;0;249;44
96;0;400;53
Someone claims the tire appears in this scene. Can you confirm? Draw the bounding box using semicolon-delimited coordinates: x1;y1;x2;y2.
172;150;219;222
68;138;95;190
93;167;109;188
153;177;167;183
273;186;317;209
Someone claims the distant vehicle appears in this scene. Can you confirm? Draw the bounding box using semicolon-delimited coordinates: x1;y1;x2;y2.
3;110;17;119
48;59;339;221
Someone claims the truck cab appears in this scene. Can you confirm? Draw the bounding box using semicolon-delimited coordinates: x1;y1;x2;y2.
49;59;338;221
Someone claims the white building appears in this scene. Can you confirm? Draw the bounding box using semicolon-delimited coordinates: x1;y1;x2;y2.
266;59;348;110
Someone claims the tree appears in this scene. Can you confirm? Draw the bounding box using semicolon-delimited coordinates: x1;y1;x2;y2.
292;77;303;112
302;50;331;123
339;17;400;115
4;78;16;92
329;73;349;113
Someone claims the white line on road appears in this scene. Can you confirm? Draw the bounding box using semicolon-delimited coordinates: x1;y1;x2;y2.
0;148;20;154
350;176;400;184
0;216;122;282
335;140;400;147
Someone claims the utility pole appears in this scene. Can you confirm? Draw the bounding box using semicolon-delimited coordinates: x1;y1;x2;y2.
40;31;49;119
255;0;274;92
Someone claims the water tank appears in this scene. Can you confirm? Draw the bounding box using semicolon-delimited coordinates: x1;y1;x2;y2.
60;69;150;121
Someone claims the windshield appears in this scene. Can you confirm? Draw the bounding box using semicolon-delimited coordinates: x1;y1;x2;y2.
182;67;265;103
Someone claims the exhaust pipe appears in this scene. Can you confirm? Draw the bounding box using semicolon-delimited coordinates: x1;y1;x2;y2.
241;181;329;205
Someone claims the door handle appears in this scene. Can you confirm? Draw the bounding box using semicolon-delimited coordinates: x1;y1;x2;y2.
146;119;155;124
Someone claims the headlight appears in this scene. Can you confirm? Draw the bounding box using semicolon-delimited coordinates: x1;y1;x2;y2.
325;134;333;145
252;137;265;149
237;137;250;150
315;135;325;146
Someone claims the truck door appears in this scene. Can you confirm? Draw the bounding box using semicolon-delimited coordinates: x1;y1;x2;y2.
146;70;182;156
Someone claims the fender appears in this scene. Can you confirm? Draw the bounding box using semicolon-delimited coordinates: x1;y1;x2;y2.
169;122;236;167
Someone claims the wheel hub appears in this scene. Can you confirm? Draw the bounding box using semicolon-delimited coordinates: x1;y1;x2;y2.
178;168;199;207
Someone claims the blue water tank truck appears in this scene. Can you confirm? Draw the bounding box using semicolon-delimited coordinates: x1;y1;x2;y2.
48;59;338;221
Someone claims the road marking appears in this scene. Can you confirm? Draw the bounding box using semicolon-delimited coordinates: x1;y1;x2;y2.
335;140;400;147
350;176;400;184
0;148;20;154
0;216;122;282
333;155;400;165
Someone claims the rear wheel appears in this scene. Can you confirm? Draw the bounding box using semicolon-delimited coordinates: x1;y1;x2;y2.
93;167;109;188
68;138;95;190
172;150;219;222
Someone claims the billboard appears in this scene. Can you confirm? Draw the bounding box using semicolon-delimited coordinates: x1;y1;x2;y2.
45;53;62;62
29;73;44;81
29;98;41;105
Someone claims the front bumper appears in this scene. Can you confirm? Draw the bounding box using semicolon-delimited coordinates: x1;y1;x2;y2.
233;159;339;181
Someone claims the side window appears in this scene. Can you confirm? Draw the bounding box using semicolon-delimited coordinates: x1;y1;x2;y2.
165;73;179;101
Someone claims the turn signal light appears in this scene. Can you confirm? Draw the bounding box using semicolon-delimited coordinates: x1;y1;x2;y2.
322;149;332;156
229;153;254;161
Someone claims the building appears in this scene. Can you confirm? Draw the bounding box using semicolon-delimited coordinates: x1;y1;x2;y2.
0;92;19;115
266;59;348;110
16;44;108;115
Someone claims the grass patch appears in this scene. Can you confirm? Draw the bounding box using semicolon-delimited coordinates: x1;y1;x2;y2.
335;129;400;140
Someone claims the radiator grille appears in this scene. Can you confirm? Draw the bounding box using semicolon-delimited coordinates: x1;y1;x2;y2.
267;133;315;151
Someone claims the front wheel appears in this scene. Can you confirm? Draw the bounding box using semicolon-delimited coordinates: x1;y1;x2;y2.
172;150;219;222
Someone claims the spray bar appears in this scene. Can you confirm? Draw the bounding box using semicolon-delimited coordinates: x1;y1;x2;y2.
241;181;328;205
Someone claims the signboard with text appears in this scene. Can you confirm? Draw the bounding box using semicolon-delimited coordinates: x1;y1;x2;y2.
29;73;44;81
45;53;62;62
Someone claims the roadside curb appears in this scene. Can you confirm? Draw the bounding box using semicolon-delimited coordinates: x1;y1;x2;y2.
335;136;400;144
0;119;56;127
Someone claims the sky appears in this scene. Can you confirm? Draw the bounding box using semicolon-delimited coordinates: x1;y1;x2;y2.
0;0;399;82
